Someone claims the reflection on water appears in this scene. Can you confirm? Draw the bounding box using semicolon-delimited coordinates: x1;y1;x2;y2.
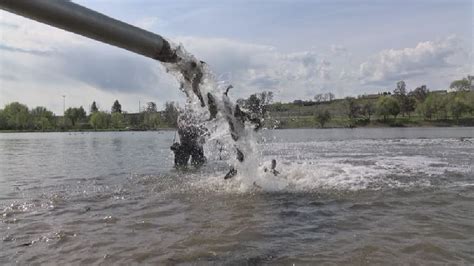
1;128;473;264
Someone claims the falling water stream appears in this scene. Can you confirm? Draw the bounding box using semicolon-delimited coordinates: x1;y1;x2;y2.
161;42;264;183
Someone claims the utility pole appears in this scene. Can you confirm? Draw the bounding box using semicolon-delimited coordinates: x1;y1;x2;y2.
62;95;66;115
62;95;66;126
138;100;141;113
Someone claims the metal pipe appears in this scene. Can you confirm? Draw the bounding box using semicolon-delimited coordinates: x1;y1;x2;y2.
0;0;177;62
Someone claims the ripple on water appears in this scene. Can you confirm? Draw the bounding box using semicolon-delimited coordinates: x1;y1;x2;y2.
1;129;474;264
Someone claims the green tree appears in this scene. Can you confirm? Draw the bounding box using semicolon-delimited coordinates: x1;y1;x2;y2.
146;102;157;113
315;109;331;128
405;97;416;117
361;100;375;120
240;91;273;116
394;80;407;96
450;78;471;91
89;111;110;130
466;91;474;115
409;85;429;102
3;102;30;130
111;100;122;113
0;109;7;130
417;96;434;120
90;101;98;113
447;95;469;122
111;112;124;129
393;80;414;116
345;97;360;120
30;106;54;131
376;96;400;121
64;106;86;127
163;101;179;127
435;94;448;119
258;91;274;106
126;113;145;129
144;112;163;129
416;93;447;120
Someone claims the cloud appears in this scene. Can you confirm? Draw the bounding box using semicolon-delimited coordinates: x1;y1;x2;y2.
0;44;52;56
0;73;17;81
0;11;188;114
132;17;165;30
0;10;353;109
0;11;176;94
359;36;464;85
3;6;468;112
330;44;347;56
0;21;18;29
0;11;85;52
177;37;336;99
57;45;176;95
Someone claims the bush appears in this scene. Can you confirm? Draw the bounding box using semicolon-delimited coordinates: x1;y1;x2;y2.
90;111;110;130
314;109;331;128
376;96;400;121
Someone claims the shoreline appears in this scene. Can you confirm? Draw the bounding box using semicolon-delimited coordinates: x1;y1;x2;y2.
1;122;473;133
270;116;474;129
0;128;176;133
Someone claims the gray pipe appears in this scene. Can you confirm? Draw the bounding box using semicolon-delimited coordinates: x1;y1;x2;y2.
0;0;177;62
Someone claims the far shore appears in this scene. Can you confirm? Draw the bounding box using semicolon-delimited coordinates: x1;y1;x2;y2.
268;116;474;129
2;117;473;133
0;128;176;133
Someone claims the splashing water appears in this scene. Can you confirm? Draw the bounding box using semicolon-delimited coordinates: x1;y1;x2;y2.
161;42;263;184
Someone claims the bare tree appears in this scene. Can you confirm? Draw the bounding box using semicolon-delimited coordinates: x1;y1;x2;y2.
314;94;323;103
327;92;335;102
145;102;157;113
409;85;429;102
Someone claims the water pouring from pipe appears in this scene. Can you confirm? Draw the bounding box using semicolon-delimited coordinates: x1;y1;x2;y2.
0;0;267;181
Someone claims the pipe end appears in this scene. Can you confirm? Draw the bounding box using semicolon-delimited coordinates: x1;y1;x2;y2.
154;40;178;63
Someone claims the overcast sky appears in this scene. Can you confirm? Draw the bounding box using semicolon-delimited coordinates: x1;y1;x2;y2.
0;0;472;114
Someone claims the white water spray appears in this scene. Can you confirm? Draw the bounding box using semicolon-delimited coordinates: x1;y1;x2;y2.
162;42;266;185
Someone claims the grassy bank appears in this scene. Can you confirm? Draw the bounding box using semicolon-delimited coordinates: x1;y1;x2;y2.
1;117;473;133
263;90;474;129
267;115;474;129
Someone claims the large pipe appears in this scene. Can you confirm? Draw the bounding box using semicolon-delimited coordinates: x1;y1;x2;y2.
0;0;177;62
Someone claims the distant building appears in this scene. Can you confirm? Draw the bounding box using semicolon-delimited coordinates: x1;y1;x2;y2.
358;93;381;99
431;90;447;95
293;100;304;105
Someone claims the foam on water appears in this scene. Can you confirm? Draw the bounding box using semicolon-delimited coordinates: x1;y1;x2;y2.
183;153;471;194
188;135;472;193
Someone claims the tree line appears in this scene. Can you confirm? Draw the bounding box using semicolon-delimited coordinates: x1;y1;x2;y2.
341;79;474;125
0;99;180;131
1;76;472;131
291;76;473;127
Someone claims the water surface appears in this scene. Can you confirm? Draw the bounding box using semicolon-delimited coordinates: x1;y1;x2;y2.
1;128;473;264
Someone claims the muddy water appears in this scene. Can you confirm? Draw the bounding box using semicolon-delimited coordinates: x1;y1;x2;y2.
1;127;473;264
